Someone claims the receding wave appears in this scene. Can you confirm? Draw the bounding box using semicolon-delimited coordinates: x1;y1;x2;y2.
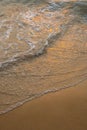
0;0;87;114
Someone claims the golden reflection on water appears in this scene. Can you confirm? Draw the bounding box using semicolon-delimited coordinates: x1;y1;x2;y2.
0;0;87;114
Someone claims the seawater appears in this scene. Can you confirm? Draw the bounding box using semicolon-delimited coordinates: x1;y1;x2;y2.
0;0;87;114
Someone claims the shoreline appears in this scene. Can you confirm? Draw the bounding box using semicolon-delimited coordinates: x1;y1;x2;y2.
0;76;86;115
0;0;87;116
0;79;87;130
0;1;87;130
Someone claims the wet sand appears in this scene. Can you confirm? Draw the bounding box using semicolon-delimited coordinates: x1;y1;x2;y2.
0;79;87;130
0;1;87;129
0;0;87;114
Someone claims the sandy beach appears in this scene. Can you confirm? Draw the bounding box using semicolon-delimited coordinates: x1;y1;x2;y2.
0;1;87;130
0;79;87;130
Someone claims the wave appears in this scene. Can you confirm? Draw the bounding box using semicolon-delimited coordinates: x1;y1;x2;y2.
0;0;87;115
0;0;73;70
0;74;87;115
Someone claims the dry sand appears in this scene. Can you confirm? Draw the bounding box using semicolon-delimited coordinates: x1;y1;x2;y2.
0;79;87;130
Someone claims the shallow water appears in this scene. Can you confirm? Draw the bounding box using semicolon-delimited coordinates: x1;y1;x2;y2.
0;0;87;114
